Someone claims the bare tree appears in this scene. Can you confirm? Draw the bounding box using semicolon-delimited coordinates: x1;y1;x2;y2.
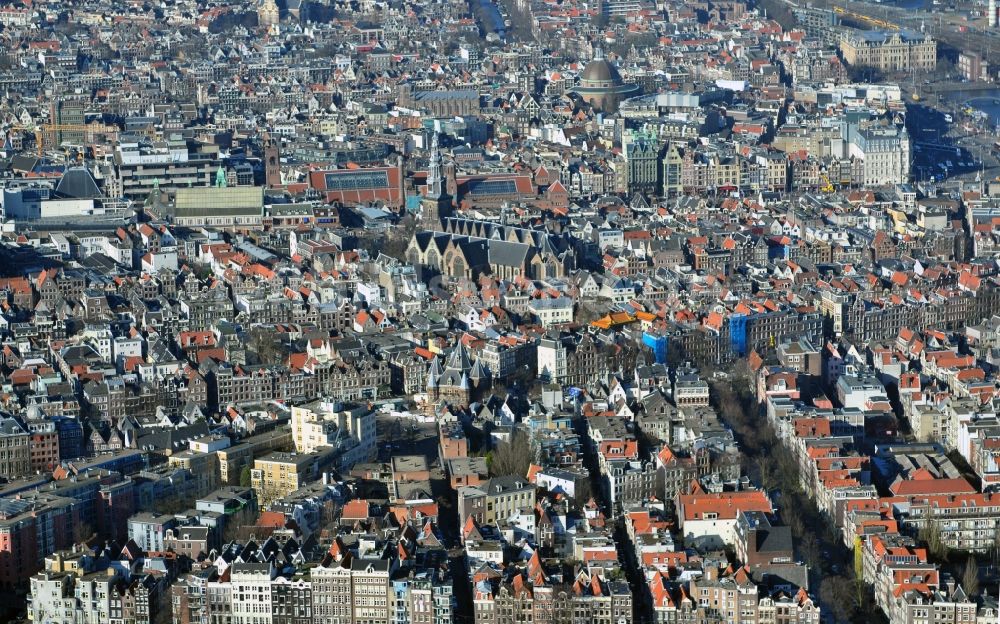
653;468;666;502
489;429;534;478
961;556;980;597
574;304;602;326
221;519;243;545
381;214;417;260
819;576;858;623
248;326;282;364
572;478;592;509
404;423;419;446
756;456;776;491
73;521;95;546
152;583;173;624
255;482;289;508
799;533;822;571
320;500;337;528
920;521;949;561
436;494;454;510
730;358;753;385
993;530;1000;568
782;503;805;541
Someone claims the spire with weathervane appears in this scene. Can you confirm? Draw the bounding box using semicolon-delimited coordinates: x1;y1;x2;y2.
421;132;451;226
428;132;443;199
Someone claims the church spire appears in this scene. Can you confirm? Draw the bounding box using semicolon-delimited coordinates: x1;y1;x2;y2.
421;131;451;225
259;0;279;26
427;132;444;200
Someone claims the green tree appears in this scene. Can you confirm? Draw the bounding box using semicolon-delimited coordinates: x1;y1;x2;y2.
193;263;213;280
152;496;189;515
240;465;252;487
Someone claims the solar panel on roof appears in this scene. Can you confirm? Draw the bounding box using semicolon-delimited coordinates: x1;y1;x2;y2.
0;498;33;518
467;179;517;196
324;170;389;191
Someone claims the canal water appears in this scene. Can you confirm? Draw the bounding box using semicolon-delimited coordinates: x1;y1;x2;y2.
876;0;931;12
473;0;505;38
943;89;1000;125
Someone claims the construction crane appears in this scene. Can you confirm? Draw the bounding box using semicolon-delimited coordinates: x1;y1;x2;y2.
833;6;900;30
820;174;835;193
1;123;118;159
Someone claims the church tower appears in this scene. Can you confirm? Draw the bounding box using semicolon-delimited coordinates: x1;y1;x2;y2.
421;133;452;227
258;0;279;27
263;133;281;188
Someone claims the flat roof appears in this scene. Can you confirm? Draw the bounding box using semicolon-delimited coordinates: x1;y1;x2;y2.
174;186;264;217
392;455;429;473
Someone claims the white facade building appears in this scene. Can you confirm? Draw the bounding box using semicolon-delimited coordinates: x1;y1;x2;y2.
848;126;910;187
537;337;568;383
290;400;376;470
527;297;574;327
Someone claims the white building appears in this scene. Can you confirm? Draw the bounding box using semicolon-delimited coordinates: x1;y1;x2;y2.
127;512;177;553
848;126;910;187
141;249;179;273
527;297;574;327
534;466;585;497
464;540;505;566
81;325;113;360
113;333;144;365
673;374;710;407
230;562;275;624
835;372;886;410
676;491;773;550
290;400;376;470
29;551;120;624
355;281;382;307
537;337;568;383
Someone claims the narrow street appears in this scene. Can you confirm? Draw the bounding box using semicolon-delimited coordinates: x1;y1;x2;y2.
576;418;653;623
377;414;474;621
710;380;888;624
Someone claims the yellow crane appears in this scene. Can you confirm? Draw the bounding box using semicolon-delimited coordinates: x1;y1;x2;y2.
1;123;118;159
820;174;835;193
